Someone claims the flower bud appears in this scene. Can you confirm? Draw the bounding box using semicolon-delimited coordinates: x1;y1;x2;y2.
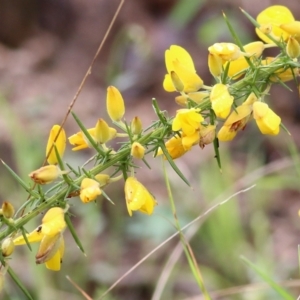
95;119;110;144
131;142;145;159
286;36;300;58
106;86;125;122
46;125;66;165
29;165;65;185
2;201;15;218
131;116;143;135
1;238;15;257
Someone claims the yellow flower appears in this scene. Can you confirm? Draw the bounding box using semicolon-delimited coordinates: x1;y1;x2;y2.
46;125;66;165
225;41;265;78
106;86;125;122
68;126;117;151
131;142;145;159
210;84;234;119
280;22;300;42
156;134;193;160
208;43;242;61
68;128;96;151
80;178;102;203
124;177;157;216
256;5;294;43
29;165;66;185
217;104;253;141
13;207;66;271
172;108;203;136
163;45;203;93
252;102;281;135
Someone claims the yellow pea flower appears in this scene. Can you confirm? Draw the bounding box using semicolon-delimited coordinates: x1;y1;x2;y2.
208;43;242;61
46;125;66;165
106;86;125;122
225;41;265;78
280;21;300;42
131;142;145;159
217;104;253;141
29;165;66;185
210;84;234;119
252;102;281;135
80;178;102;203
13;207;66;271
163;45;203;93
156;134;192;160
124;177;157;216
172;108;203;136
68;128;96;151
69;126;117;151
256;5;294;43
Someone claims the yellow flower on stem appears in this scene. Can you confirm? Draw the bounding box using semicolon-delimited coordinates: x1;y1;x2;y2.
252;102;281;135
29;165;66;185
95;119;111;144
256;5;294;43
210;84;234;119
68;128;96;151
80;178;102;203
124;177;157;217
217;104;253;141
131;116;143;135
68;126;117;151
225;41;265;78
13;207;66;271
208;43;242;61
163;45;203;93
156;133;195;160
106;86;125;122
172;108;203;136
46;125;66;165
280;22;300;42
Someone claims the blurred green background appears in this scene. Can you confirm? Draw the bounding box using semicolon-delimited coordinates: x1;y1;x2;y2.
1;0;300;299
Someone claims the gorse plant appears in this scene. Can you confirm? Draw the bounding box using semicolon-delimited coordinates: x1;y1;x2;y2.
0;4;299;299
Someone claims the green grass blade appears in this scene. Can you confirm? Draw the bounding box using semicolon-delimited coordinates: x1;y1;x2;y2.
241;256;294;299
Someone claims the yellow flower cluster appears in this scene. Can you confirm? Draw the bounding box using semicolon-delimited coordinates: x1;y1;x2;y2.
5;5;299;278
158;5;299;158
